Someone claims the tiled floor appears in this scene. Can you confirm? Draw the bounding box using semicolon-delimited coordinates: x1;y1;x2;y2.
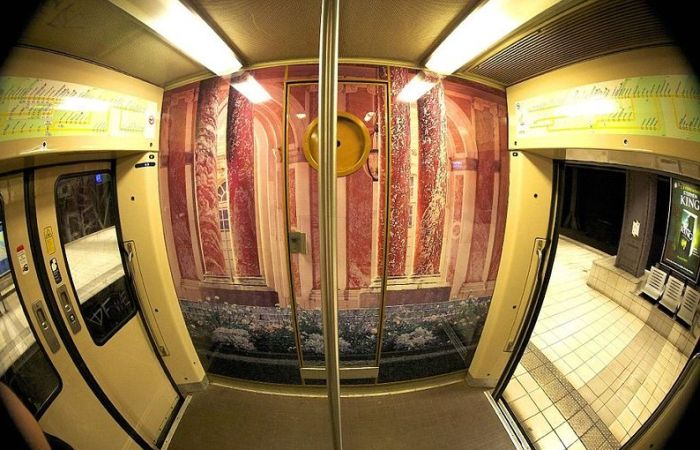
64;226;125;303
504;238;688;449
0;288;36;373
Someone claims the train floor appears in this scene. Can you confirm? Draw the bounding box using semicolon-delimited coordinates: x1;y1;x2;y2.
166;380;514;450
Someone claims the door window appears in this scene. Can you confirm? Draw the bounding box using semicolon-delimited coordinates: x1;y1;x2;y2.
55;172;136;345
1;198;61;415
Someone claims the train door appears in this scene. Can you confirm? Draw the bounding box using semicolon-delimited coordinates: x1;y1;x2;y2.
1;172;140;449
31;162;181;447
285;80;389;382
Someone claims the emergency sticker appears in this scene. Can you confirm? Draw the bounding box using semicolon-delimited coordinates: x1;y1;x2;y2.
16;244;29;274
49;257;62;284
43;226;56;255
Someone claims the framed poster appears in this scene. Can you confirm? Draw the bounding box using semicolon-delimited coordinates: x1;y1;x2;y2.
662;178;700;282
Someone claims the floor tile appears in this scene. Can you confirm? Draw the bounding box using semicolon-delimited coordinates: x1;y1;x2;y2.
523;413;552;442
535;431;566;450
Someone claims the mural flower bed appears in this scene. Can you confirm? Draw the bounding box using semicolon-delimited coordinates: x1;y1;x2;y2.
179;296;491;361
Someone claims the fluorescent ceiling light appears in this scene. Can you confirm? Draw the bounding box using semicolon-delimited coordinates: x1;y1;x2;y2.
109;0;242;76
231;76;272;104
56;97;110;112
397;74;437;103
296;113;307;119
426;0;561;74
555;97;618;118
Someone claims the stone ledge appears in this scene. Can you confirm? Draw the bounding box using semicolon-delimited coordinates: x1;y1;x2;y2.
587;255;698;357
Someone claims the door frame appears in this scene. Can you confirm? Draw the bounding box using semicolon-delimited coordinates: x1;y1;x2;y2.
0;176;62;418
26;164;182;449
491;160;565;399
282;78;392;381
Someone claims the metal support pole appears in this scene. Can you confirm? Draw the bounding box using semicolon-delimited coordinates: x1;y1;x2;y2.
318;0;342;449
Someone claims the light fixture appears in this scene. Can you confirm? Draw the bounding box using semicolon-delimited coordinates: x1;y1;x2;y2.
109;0;242;76
397;73;437;103
363;112;375;122
56;97;110;112
296;113;307;119
555;97;618;118
231;75;272;104
426;0;561;74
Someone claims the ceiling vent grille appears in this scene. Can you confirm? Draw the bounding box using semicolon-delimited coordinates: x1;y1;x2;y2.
465;0;672;86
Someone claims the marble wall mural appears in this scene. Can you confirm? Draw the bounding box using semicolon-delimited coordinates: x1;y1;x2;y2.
159;63;508;384
194;77;228;277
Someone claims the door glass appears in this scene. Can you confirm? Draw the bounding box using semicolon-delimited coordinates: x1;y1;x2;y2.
286;79;388;369
1;197;60;415
55;172;136;345
160;70;302;384
377;71;509;382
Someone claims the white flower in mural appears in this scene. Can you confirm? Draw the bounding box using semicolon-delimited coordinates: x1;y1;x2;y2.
395;327;436;351
302;333;351;354
212;327;255;352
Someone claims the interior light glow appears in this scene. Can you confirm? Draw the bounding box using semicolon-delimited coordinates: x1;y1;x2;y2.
555;98;618;118
231;76;272;104
363;112;375;122
296;113;307;119
56;97;110;112
397;74;437;103
109;0;242;76
426;0;561;74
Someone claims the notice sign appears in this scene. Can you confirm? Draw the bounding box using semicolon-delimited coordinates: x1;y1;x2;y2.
663;179;700;281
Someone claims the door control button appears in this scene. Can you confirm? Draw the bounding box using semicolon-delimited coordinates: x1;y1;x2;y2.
57;285;81;334
32;301;60;353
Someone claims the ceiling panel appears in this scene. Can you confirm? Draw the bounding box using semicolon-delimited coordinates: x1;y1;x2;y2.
18;0;205;86
464;0;673;86
194;0;322;64
339;0;475;63
12;0;678;88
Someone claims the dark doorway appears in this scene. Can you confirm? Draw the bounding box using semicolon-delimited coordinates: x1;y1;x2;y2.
560;165;626;255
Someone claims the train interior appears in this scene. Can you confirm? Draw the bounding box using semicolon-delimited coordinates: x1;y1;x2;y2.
0;1;698;449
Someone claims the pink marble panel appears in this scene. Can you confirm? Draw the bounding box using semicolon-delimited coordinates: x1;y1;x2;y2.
344;86;376;288
345;169;373;288
387;67;413;276
310;170;320;290
163;86;199;280
465;106;496;283
446;175;465;283
194;77;227;276
288;169;302;295
488;104;510;281
413;79;448;276
376;84;388;279
339;64;388;80
287;64;319;80
227;82;261;278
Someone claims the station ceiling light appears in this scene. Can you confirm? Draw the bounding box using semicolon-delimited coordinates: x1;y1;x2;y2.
109;0;242;76
426;0;561;75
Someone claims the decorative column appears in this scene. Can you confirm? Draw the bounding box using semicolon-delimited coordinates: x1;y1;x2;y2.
465;101;497;284
163;86;199;281
413;79;448;276
487;105;509;282
344;87;374;288
227;82;262;279
387;67;412;277
194;77;228;277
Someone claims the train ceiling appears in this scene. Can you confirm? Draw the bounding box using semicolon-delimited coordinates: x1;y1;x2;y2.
16;0;674;88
